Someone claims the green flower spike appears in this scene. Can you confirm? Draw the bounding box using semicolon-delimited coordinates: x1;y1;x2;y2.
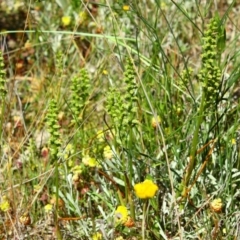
199;17;223;109
0;51;7;99
70;68;90;122
46;99;61;161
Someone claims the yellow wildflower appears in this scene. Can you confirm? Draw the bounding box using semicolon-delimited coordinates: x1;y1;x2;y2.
33;184;42;193
71;165;83;183
71;165;83;175
61;143;74;167
103;145;113;159
210;198;223;213
151;116;161;128
176;107;182;115
97;130;105;142
161;2;167;10
115;237;124;240
44;204;53;213
115;205;128;224
72;173;80;182
231;138;236;145
82;155;99;167
78;11;88;24
102;70;108;75
0;196;11;212
92;232;102;240
123;5;130;11
134;179;158;199
61;16;71;26
65;143;73;153
61;143;74;160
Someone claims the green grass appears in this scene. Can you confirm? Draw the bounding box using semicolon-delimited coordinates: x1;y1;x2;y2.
0;0;240;239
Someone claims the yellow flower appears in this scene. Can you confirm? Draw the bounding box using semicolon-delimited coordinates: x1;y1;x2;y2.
92;232;102;240
134;179;158;199
103;145;113;159
71;165;83;183
33;184;41;193
151;116;161;128
82;155;99;167
102;70;108;75
160;2;167;10
61;16;71;26
97;130;105;142
88;158;98;167
60;143;74;161
123;5;130;11
65;143;73;153
71;165;83;175
115;205;128;224
78;11;88;24
44;204;53;213
115;237;124;240
210;198;223;213
0;196;11;212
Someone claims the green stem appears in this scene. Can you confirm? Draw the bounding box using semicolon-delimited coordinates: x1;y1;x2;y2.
128;130;135;221
0;100;5;154
142;200;148;240
54;158;62;240
181;92;206;196
128;186;135;221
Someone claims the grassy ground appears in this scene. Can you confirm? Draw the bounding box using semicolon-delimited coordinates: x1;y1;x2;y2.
0;0;240;239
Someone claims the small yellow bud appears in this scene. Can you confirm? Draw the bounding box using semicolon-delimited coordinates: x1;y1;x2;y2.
176;107;182;115
92;232;102;240
103;145;113;159
0;196;11;212
210;198;223;213
82;155;98;167
72;173;80;182
78;11;88;24
61;16;71;26
231;138;236;145
151;116;161;128
44;204;53;213
123;5;130;11
102;70;108;75
115;237;124;240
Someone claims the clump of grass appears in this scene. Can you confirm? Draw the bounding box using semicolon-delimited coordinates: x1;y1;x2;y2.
0;1;240;239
